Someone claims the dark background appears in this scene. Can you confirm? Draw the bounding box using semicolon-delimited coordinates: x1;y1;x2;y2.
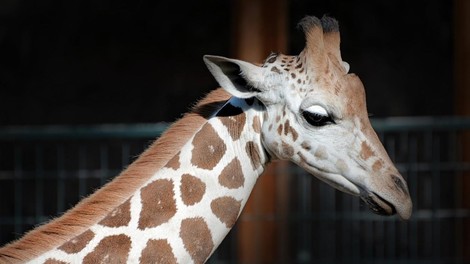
0;0;452;125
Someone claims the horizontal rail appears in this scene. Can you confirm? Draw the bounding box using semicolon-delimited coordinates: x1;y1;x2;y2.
0;117;469;140
371;116;470;131
0;123;168;140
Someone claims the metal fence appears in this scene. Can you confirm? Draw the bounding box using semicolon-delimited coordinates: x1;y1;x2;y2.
0;117;469;263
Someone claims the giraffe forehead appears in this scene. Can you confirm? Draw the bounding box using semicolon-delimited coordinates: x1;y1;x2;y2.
263;53;307;83
262;53;336;107
262;52;367;112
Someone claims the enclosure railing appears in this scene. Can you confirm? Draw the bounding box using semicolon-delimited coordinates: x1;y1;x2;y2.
0;117;469;264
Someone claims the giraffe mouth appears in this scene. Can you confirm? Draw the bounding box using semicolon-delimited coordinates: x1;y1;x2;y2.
361;192;396;216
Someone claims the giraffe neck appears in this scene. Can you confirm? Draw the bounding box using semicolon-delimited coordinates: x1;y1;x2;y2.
31;97;269;263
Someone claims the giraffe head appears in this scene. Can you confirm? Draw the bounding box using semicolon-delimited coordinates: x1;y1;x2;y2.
204;16;412;220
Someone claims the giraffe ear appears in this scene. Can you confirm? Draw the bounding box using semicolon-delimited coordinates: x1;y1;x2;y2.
203;55;266;99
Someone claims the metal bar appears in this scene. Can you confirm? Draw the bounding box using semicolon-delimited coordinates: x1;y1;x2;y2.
432;132;441;259
13;147;23;238
99;144;108;185
0;123;167;140
1;117;470;141
57;145;65;213
78;146;87;197
409;134;418;260
371;117;470;131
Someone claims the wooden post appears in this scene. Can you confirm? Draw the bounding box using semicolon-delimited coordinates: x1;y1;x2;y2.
231;0;287;262
454;0;470;261
455;0;470;116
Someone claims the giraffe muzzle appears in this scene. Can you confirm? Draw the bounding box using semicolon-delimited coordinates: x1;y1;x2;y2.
360;172;412;221
362;192;396;217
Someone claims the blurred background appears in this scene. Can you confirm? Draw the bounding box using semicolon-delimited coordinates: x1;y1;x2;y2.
0;0;468;263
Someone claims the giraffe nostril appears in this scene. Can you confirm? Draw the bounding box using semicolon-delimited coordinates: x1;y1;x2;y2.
391;174;408;195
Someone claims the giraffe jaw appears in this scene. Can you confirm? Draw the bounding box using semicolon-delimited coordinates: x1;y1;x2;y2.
324;173;410;220
317;172;408;220
299;159;410;220
304;166;361;197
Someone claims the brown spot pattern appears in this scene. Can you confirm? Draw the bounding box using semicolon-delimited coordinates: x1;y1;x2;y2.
180;174;206;206
314;146;329;160
360;141;374;160
252;116;261;134
277;124;283;135
211;196;242;228
297;151;308;165
44;259;67;264
140;239;177;264
336;159;349;173
281;141;295;157
180;218;214;264
301;141;311;151
290;128;299;141
283;120;299;141
139;179;177;229
334;83;342;95
165;152;181;170
58;229;95;254
219;112;246;141
219;158;245;189
83;234;131;264
283;120;290;136
271;66;281;74
99;198;131;228
372;159;384;172
191;123;227;170
267;54;277;63
246;141;262;170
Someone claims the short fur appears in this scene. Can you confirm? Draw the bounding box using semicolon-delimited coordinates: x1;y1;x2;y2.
298;15;346;76
0;88;231;263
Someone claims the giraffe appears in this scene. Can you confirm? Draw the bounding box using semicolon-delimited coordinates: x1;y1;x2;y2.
0;15;412;263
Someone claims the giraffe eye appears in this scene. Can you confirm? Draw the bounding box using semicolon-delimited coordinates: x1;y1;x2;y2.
302;105;335;127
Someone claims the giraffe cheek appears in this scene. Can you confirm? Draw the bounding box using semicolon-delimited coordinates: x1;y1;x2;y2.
335;159;350;174
360;141;375;161
279;141;295;159
314;145;329;160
